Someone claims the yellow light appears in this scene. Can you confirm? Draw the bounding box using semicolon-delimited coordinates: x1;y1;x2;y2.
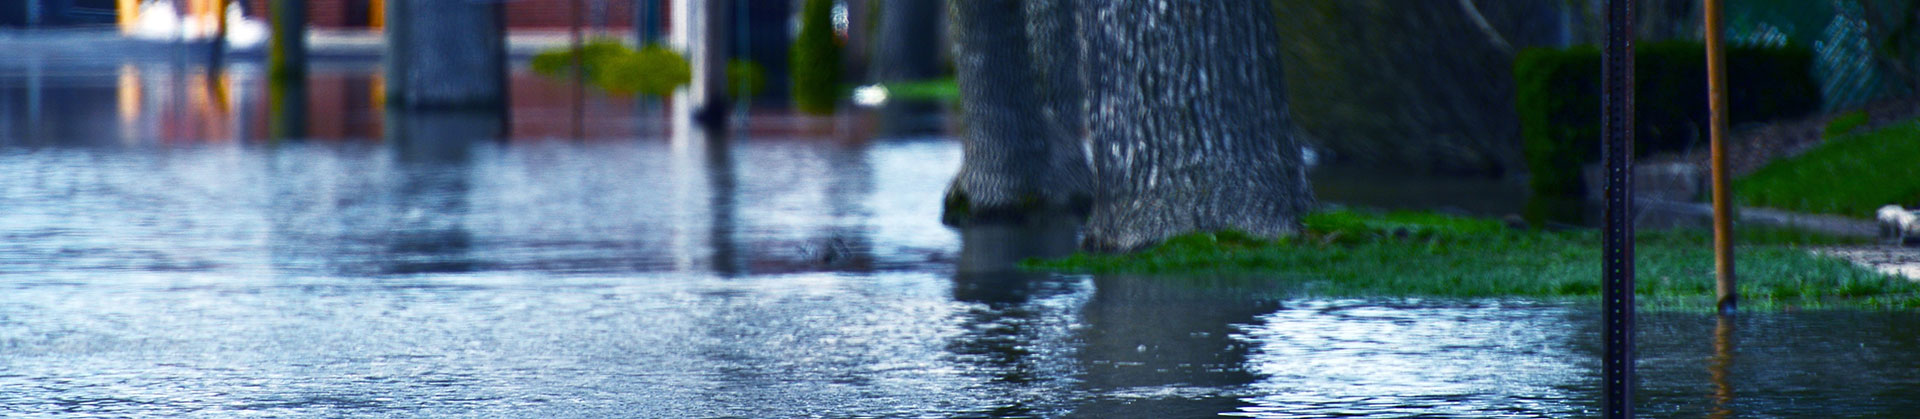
117;0;139;33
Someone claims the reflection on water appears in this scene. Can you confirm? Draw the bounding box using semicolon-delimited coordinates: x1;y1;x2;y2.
1;61;1919;416
1709;315;1735;419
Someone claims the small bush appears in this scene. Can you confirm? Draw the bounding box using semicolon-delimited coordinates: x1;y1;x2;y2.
791;0;842;114
1515;41;1819;199
530;39;691;98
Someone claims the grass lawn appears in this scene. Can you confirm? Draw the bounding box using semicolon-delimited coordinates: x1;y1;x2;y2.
879;78;960;102
1736;119;1920;218
1025;209;1920;310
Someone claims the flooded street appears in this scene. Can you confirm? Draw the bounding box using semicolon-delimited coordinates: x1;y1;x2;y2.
2;60;1919;417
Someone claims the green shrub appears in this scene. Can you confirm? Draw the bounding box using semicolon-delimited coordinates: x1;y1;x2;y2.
1515;41;1819;199
791;0;842;114
530;38;631;79
530;40;691;98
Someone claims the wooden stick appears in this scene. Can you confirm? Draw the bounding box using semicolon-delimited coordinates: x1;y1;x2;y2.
1705;0;1737;315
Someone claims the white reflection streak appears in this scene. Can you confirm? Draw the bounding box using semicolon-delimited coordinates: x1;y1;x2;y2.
1233;301;1582;417
669;121;702;272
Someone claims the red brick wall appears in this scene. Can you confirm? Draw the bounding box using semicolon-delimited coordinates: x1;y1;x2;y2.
242;0;644;30
506;0;637;30
242;0;360;28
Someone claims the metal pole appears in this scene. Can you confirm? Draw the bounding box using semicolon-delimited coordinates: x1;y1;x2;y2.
1602;0;1637;417
1704;0;1737;315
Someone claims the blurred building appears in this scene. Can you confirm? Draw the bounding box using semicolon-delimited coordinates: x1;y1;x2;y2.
1;0;119;27
234;0;646;31
4;0;654;31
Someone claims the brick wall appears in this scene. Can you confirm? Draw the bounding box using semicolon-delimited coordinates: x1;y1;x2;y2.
241;0;644;30
241;0;361;28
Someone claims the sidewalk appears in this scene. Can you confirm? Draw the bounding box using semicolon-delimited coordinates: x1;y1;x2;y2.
0;27;630;65
298;29;635;60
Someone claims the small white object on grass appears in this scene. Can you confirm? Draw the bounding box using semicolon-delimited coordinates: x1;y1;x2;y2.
852;85;889;108
1877;205;1919;245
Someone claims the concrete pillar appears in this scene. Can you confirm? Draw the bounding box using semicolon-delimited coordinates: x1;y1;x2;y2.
672;0;728;129
385;0;507;110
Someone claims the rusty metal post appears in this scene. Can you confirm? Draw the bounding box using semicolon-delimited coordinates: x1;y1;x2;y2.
1704;0;1738;315
1602;0;1637;417
1708;314;1737;419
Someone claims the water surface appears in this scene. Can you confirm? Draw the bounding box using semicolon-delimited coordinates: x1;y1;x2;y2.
1;59;1917;418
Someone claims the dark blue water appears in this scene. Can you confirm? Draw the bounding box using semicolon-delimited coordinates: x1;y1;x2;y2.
1;57;1917;418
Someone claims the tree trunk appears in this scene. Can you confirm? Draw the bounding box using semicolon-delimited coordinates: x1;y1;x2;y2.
943;0;1091;226
1079;0;1313;251
1024;0;1083;144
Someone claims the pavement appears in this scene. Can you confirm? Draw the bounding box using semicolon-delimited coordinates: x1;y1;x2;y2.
0;27;630;66
301;28;636;60
1820;247;1920;281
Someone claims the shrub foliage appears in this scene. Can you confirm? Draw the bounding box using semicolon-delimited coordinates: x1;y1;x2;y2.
1514;41;1819;198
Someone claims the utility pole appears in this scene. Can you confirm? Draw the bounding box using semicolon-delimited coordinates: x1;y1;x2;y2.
1601;0;1637;417
269;0;309;140
673;0;728;129
1704;0;1737;315
270;0;307;82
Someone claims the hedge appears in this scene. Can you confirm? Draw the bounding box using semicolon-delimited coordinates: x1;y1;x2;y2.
530;39;691;98
1514;41;1819;199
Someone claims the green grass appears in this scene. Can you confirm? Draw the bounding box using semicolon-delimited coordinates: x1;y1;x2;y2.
1824;110;1870;138
1736;119;1920;218
880;78;960;103
1024;209;1918;310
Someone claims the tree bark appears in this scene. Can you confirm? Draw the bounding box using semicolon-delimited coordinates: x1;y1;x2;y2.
1078;0;1313;251
1024;0;1083;144
943;0;1091;226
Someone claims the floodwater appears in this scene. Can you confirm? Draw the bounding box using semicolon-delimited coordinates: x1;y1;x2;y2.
2;57;1919;418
